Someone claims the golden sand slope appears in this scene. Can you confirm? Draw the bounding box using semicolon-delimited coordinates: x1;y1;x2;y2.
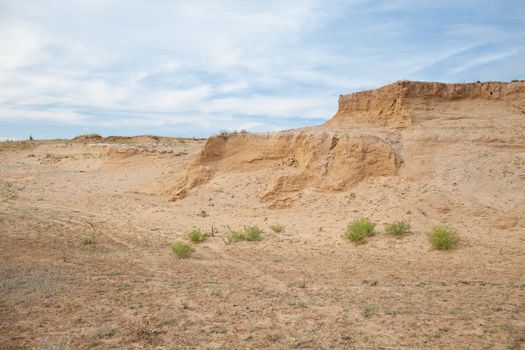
165;81;525;224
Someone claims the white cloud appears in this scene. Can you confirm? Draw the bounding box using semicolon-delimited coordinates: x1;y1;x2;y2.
204;94;335;119
0;107;87;124
448;50;519;75
0;0;523;138
0;20;46;70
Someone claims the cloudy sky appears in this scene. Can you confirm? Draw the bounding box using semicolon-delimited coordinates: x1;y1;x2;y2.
1;0;524;139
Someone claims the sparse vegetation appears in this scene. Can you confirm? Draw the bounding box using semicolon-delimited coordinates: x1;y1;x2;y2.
270;224;285;233
223;226;263;244
0;266;69;297
40;337;71;350
81;222;102;246
223;230;246;245
187;230;210;243
85;326;118;343
80;234;96;246
72;133;102;141
360;303;376;318
344;218;376;243
385;220;410;236
171;242;194;258
244;226;263;241
215;130;249;139
427;226;459;250
0;140;36;152
0;180;16;202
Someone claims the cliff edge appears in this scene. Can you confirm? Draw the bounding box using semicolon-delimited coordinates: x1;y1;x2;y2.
158;80;525;228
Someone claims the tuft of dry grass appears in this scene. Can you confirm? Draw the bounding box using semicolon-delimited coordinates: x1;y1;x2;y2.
171;242;194;258
80;235;96;246
223;226;263;244
270;224;285;233
0;180;16;202
385;220;410;237
85;326;118;344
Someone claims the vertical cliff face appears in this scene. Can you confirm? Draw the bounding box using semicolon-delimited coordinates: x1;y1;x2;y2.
323;80;525;129
167;131;400;205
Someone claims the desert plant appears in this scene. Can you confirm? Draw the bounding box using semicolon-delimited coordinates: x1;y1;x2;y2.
0;181;16;202
80;222;102;246
40;337;71;350
360;303;376;318
80;235;96;246
216;130;234;139
223;226;263;244
187;230;209;243
427;226;459;250
270;224;285;233
385;220;410;236
345;218;376;243
171;242;194;258
244;226;263;241
223;230;246;245
85;326;118;343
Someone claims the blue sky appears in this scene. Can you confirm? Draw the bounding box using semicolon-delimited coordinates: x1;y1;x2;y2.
1;0;524;139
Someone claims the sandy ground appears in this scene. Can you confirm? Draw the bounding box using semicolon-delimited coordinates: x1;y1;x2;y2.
1;138;524;349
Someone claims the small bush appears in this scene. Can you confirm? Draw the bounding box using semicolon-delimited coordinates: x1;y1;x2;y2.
187;230;209;243
223;230;245;245
345;218;376;243
361;303;376;318
270;224;285;233
385;220;410;236
171;242;194;258
215;130;249;139
223;226;262;244
80;235;96;246
245;226;263;241
428;226;459;250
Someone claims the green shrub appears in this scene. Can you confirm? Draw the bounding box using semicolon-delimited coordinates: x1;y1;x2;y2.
171;242;194;258
223;226;263;244
187;230;209;243
428;226;459;250
80;235;96;246
344;218;376;243
270;224;285;233
223;230;245;245
385;220;410;236
245;226;263;241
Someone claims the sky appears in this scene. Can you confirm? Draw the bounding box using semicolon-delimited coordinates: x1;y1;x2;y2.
0;0;524;139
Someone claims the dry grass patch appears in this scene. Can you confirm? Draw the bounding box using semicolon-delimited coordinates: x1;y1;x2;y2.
187;230;210;243
385;220;410;237
171;242;194;258
0;180;16;201
224;226;263;244
270;224;285;233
